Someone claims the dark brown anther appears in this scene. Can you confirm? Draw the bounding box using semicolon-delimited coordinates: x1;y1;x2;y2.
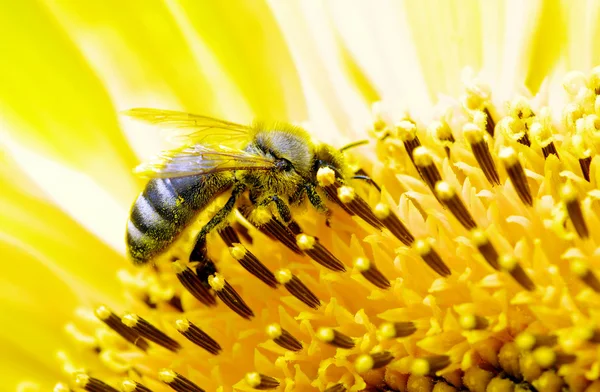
167;295;184;312
333;184;384;229
172;260;216;307
355;351;394;373
354;257;391;289
396;120;422;165
499;147;533;206
412;146;443;194
463;123;500;186
275;269;321;309
530;122;559;159
378;321;417;339
73;374;119;392
316;327;355;349
570;259;600;293
515;332;558;351
237;206;303;254
410;355;451;376
435;182;478;229
120;379;153;392
94;306;149;351
429;120;455;158
518;132;532;147
471;229;500;270
324;384;346;392
266;323;303;352
483;107;496;137
459;314;489;330
122;313;181;352
208;274;254;319
175;319;222;355
372;203;415;246
542;142;560;159
414;239;451;277
579;156;592;182
561;184;589;239
296;233;346;272
498;255;535;291
244;372;280;390
159;369;205;392
219;226;278;288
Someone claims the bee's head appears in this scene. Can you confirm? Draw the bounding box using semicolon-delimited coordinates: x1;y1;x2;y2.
253;125;314;178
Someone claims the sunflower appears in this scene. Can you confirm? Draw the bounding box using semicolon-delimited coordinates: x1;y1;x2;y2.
3;1;600;392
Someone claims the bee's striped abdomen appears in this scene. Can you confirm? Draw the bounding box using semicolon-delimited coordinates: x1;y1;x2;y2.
127;173;233;264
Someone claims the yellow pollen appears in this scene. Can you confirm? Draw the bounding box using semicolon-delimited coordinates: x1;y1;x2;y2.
377;323;396;340
463;91;485;111
570;259;589;277
121;313;139;327
515;332;536;351
410;359;430;376
532;347;556;368
429;120;452;141
498;147;518;166
316;327;335;342
462;123;485;144
395;120;417;141
266;323;282;339
250;206;272;226
317;166;336;187
373;203;390;220
413;238;431;256
434;181;454;200
509;96;533;119
412;146;434;167
529;121;553;148
53;383;70;392
73;373;90;387
337;186;356;203
245;372;262;387
459;314;477;330
208;273;226;291
120;379;137;392
470;229;489;246
354;257;371;272
572;325;594;341
275;269;293;284
354;354;375;373
571;134;591;159
94;305;111;320
175;318;190;332
498;254;518;272
296;233;315;250
158;368;177;383
171;259;186;274
229;244;247;260
560;183;578;203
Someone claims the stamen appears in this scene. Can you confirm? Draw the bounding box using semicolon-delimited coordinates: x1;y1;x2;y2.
324;384;346;392
530;121;559;159
515;332;558;351
172;260;216;307
94;305;149;351
158;369;205;392
238;206;303;254
508;96;534;120
498;255;535;291
54;383;71;392
463;123;500;186
372;203;415;246
73;373;118;392
316;327;355;349
354;351;394;373
569;259;600;292
208;273;254;319
561;184;589;239
396;120;421;164
429;120;455;157
470;229;500;270
571;134;592;182
435;182;477;229
175;319;221;355
532;347;576;369
499;147;532;206
220;226;278;288
410;355;450;376
377;321;417;339
120;379;152;392
498;116;530;146
244;372;280;390
353;257;391;289
573;325;600;343
414;239;451;277
275;269;320;309
122;313;181;352
412;146;442;194
317;166;337;187
266;323;303;352
336;185;384;229
296;233;346;272
459;314;489;330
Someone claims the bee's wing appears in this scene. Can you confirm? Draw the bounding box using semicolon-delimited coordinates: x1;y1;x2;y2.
124;108;252;147
135;145;276;179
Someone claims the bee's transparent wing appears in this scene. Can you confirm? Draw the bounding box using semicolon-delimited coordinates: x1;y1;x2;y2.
135;145;276;178
124;108;252;147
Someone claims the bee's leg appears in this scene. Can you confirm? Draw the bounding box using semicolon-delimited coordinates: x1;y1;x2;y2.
305;184;329;215
257;195;293;224
190;183;246;262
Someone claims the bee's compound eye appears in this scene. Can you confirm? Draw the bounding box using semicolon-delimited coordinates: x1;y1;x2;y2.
276;158;293;172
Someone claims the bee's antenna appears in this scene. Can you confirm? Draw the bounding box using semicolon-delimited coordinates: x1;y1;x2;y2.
339;139;369;152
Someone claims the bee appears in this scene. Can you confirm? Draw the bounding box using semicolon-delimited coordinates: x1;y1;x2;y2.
125;109;367;268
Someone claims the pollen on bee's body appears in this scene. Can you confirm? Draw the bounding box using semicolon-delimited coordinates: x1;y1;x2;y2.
207;273;254;319
316;166;337;187
266;323;303;352
171;260;216;307
94;305;149;351
122;312;181;352
120;379;152;392
244;372;280;390
316;327;355;349
158;369;205;392
73;373;119;392
175;318;222;355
